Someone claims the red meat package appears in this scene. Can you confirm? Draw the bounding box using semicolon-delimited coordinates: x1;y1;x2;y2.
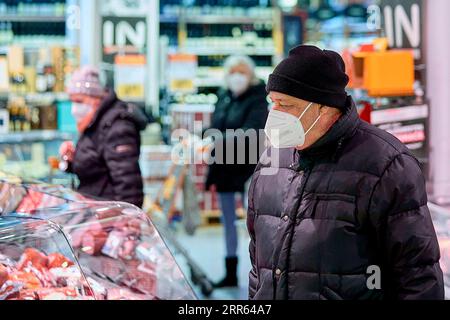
78;254;124;282
48;267;83;288
85;277;107;300
101;231;126;259
15;190;44;213
122;260;157;296
35;287;79;300
0;281;24;300
81;230;108;256
439;237;450;274
70;220;104;248
48;253;74;269
8;271;42;290
118;239;138;260
0;264;7;288
95;208;122;221
126;218;142;236
106;288;152;300
16;289;38;300
17;248;48;271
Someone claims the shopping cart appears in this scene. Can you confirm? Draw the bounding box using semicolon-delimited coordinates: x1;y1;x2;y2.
143;144;215;298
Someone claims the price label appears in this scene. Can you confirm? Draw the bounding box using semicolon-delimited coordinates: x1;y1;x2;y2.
117;84;144;100
114;55;146;100
168;54;198;94
170;79;195;92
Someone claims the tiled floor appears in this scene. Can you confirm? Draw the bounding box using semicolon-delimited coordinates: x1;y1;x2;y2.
168;220;251;300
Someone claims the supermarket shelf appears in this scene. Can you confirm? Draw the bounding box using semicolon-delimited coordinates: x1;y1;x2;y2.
170;103;215;113
1;92;69;102
0;40;68;50
161;15;273;25
185;47;275;56
160;15;179;24
0;15;66;23
195;79;223;88
198;66;273;72
195;66;273;87
0;130;75;144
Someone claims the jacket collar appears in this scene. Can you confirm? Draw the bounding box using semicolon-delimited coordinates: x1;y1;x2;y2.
86;89;118;131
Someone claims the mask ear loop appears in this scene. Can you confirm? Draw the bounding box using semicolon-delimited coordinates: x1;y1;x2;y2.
298;102;322;136
298;102;314;120
305;114;322;136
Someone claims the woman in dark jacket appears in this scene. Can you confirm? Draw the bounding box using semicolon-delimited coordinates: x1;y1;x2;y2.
59;66;147;208
205;55;269;288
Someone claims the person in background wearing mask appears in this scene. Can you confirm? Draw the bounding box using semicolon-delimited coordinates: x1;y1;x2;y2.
59;66;147;208
248;45;444;300
205;55;268;288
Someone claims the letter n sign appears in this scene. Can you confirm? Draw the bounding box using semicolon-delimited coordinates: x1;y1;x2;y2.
380;0;423;61
101;16;147;64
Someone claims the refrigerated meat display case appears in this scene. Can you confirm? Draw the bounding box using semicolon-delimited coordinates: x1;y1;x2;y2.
428;202;450;299
0;216;94;300
0;174;197;300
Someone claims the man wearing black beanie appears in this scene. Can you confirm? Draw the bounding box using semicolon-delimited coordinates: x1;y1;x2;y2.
247;45;444;300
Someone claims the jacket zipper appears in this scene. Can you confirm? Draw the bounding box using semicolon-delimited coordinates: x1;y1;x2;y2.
279;161;313;300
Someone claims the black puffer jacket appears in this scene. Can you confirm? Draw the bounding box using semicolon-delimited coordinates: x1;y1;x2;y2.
247;96;444;300
205;82;269;193
70;90;146;208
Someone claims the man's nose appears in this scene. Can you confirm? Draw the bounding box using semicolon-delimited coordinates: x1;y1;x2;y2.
271;103;282;111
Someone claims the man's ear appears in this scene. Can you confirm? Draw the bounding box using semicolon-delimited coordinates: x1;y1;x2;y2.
320;105;340;116
318;104;326;114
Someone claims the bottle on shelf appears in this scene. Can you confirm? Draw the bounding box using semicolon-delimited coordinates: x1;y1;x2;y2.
10;72;27;95
36;64;48;93
44;64;56;92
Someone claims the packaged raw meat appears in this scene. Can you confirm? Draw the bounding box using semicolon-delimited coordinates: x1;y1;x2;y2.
81;230;108;256
47;253;74;269
95;207;122;221
118;239;138;260
78;254;124;283
35;287;80;300
8;271;41;289
101;231;126;259
86;277;107;300
0;264;8;288
126;218;143;235
70;220;104;248
17;289;38;300
106;288;152;300
17;248;48;271
48;266;83;288
0;281;24;300
438;237;450;275
121;260;157;296
15;190;44;214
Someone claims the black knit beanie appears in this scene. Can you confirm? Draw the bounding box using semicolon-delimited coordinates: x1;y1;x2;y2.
267;45;350;110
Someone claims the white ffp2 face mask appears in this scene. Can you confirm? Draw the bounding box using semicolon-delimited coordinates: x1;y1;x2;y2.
264;102;322;149
226;73;250;96
71;102;92;122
